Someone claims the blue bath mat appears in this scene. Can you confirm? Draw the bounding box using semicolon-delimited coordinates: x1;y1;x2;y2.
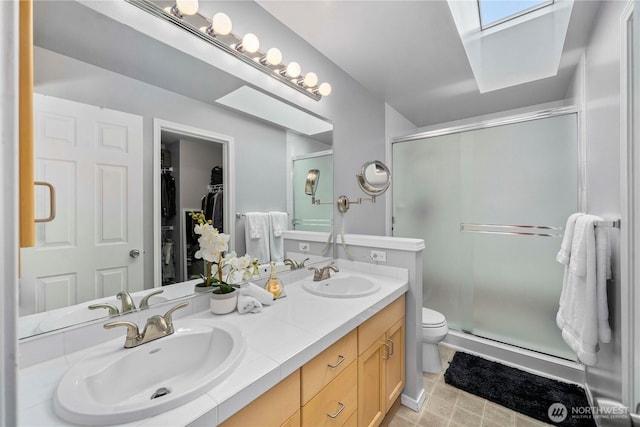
444;352;596;427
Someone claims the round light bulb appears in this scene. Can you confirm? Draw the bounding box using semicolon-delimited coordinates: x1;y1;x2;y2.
211;12;232;35
241;33;260;53
285;62;301;78
317;82;332;96
176;0;198;16
265;48;282;66
303;72;318;87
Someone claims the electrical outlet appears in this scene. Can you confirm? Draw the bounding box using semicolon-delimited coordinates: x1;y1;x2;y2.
370;250;387;263
299;242;310;252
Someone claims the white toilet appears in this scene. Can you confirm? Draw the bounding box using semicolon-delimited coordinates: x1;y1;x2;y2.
422;307;449;373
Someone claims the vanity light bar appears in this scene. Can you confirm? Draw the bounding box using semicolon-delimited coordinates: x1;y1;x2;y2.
125;0;330;101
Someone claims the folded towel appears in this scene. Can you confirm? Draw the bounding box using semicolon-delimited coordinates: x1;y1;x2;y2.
269;211;288;262
556;214;612;365
240;282;274;305
244;213;270;263
556;213;583;265
237;294;262;314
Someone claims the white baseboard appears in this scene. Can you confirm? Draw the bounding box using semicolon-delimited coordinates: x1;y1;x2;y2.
401;388;426;412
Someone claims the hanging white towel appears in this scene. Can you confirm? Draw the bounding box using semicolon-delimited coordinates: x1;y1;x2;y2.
269;211;288;262
556;213;584;265
556;214;612;366
244;212;270;264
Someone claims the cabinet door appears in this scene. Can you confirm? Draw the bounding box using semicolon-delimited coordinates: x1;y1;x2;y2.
357;335;385;427
384;319;405;412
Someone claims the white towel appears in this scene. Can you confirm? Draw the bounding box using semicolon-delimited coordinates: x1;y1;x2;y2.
240;282;274;306
237;294;262;314
556;213;583;265
556;214;612;366
269;211;288;262
244;212;270;264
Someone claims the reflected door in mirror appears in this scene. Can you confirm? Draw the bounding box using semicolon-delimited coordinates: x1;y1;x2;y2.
20;95;144;316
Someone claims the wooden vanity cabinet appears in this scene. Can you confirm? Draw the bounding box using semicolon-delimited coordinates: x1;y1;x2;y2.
219;295;405;427
220;370;301;427
357;296;405;427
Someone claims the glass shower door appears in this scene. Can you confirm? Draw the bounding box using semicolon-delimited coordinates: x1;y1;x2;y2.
393;113;578;360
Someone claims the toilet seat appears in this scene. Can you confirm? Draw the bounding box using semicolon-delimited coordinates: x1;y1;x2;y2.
422;307;446;328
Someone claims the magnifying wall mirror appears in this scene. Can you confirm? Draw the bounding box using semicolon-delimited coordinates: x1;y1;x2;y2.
357;160;391;197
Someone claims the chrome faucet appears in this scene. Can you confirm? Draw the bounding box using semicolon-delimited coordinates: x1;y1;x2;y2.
88;303;119;316
116;291;137;313
308;261;339;281
104;301;189;348
139;289;164;309
284;257;309;270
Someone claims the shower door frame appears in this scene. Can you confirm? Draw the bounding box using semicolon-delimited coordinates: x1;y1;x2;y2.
390;105;585;359
391;104;586;231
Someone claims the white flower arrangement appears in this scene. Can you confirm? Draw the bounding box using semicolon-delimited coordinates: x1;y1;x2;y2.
191;212;256;293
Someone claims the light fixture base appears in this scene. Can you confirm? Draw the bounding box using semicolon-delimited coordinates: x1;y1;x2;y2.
337;196;350;213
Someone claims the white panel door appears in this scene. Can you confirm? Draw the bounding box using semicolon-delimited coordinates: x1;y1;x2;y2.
20;95;144;315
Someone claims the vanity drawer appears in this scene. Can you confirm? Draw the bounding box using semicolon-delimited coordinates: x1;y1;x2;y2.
301;361;357;427
301;329;357;404
358;295;405;355
220;370;300;427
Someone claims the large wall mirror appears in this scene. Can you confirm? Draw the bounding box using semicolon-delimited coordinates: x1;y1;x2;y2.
19;1;333;339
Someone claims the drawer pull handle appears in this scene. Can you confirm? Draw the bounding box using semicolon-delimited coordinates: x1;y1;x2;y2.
382;342;391;360
327;355;345;368
387;338;394;356
327;402;345;419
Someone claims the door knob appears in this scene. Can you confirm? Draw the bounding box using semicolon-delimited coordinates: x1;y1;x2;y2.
129;249;141;258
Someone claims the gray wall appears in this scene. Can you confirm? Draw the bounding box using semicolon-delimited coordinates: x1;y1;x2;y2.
34;46;289;288
580;0;625;403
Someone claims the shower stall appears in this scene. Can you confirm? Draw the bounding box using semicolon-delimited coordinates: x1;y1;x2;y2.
393;109;579;363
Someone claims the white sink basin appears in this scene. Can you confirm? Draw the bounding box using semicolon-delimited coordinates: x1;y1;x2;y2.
54;319;246;425
302;273;380;298
37;295;168;333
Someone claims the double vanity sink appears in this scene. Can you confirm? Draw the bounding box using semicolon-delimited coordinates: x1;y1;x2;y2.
20;263;409;426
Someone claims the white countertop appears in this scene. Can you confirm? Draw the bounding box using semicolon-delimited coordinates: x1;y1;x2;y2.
17;262;408;426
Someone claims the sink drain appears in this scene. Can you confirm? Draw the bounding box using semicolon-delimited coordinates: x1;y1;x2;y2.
150;387;171;400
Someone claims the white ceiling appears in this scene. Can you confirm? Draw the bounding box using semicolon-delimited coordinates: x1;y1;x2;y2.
257;0;602;127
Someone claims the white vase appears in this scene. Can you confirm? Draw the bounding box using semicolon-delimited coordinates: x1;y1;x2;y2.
210;289;238;315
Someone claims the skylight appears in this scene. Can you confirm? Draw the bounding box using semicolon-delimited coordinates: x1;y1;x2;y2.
478;0;554;29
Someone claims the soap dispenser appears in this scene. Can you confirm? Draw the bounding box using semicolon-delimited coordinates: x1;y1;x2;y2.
265;262;286;299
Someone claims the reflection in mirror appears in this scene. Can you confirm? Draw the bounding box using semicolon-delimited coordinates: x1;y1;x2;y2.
293;150;333;232
357;160;392;197
20;0;333;340
305;169;320;197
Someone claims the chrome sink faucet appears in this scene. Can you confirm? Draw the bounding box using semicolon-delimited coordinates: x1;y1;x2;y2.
284;257;309;270
88;303;119;316
116;291;137;313
308;261;339;281
139;289;164;309
104;301;189;348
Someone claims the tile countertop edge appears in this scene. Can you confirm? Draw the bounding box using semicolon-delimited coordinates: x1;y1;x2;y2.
17;269;408;427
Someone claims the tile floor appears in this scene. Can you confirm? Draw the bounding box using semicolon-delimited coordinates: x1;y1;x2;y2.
386;345;553;427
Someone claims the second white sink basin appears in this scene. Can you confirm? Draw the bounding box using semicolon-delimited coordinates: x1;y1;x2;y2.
302;273;380;298
54;319;246;425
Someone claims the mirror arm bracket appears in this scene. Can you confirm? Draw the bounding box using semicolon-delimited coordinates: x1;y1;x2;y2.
336;195;376;213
